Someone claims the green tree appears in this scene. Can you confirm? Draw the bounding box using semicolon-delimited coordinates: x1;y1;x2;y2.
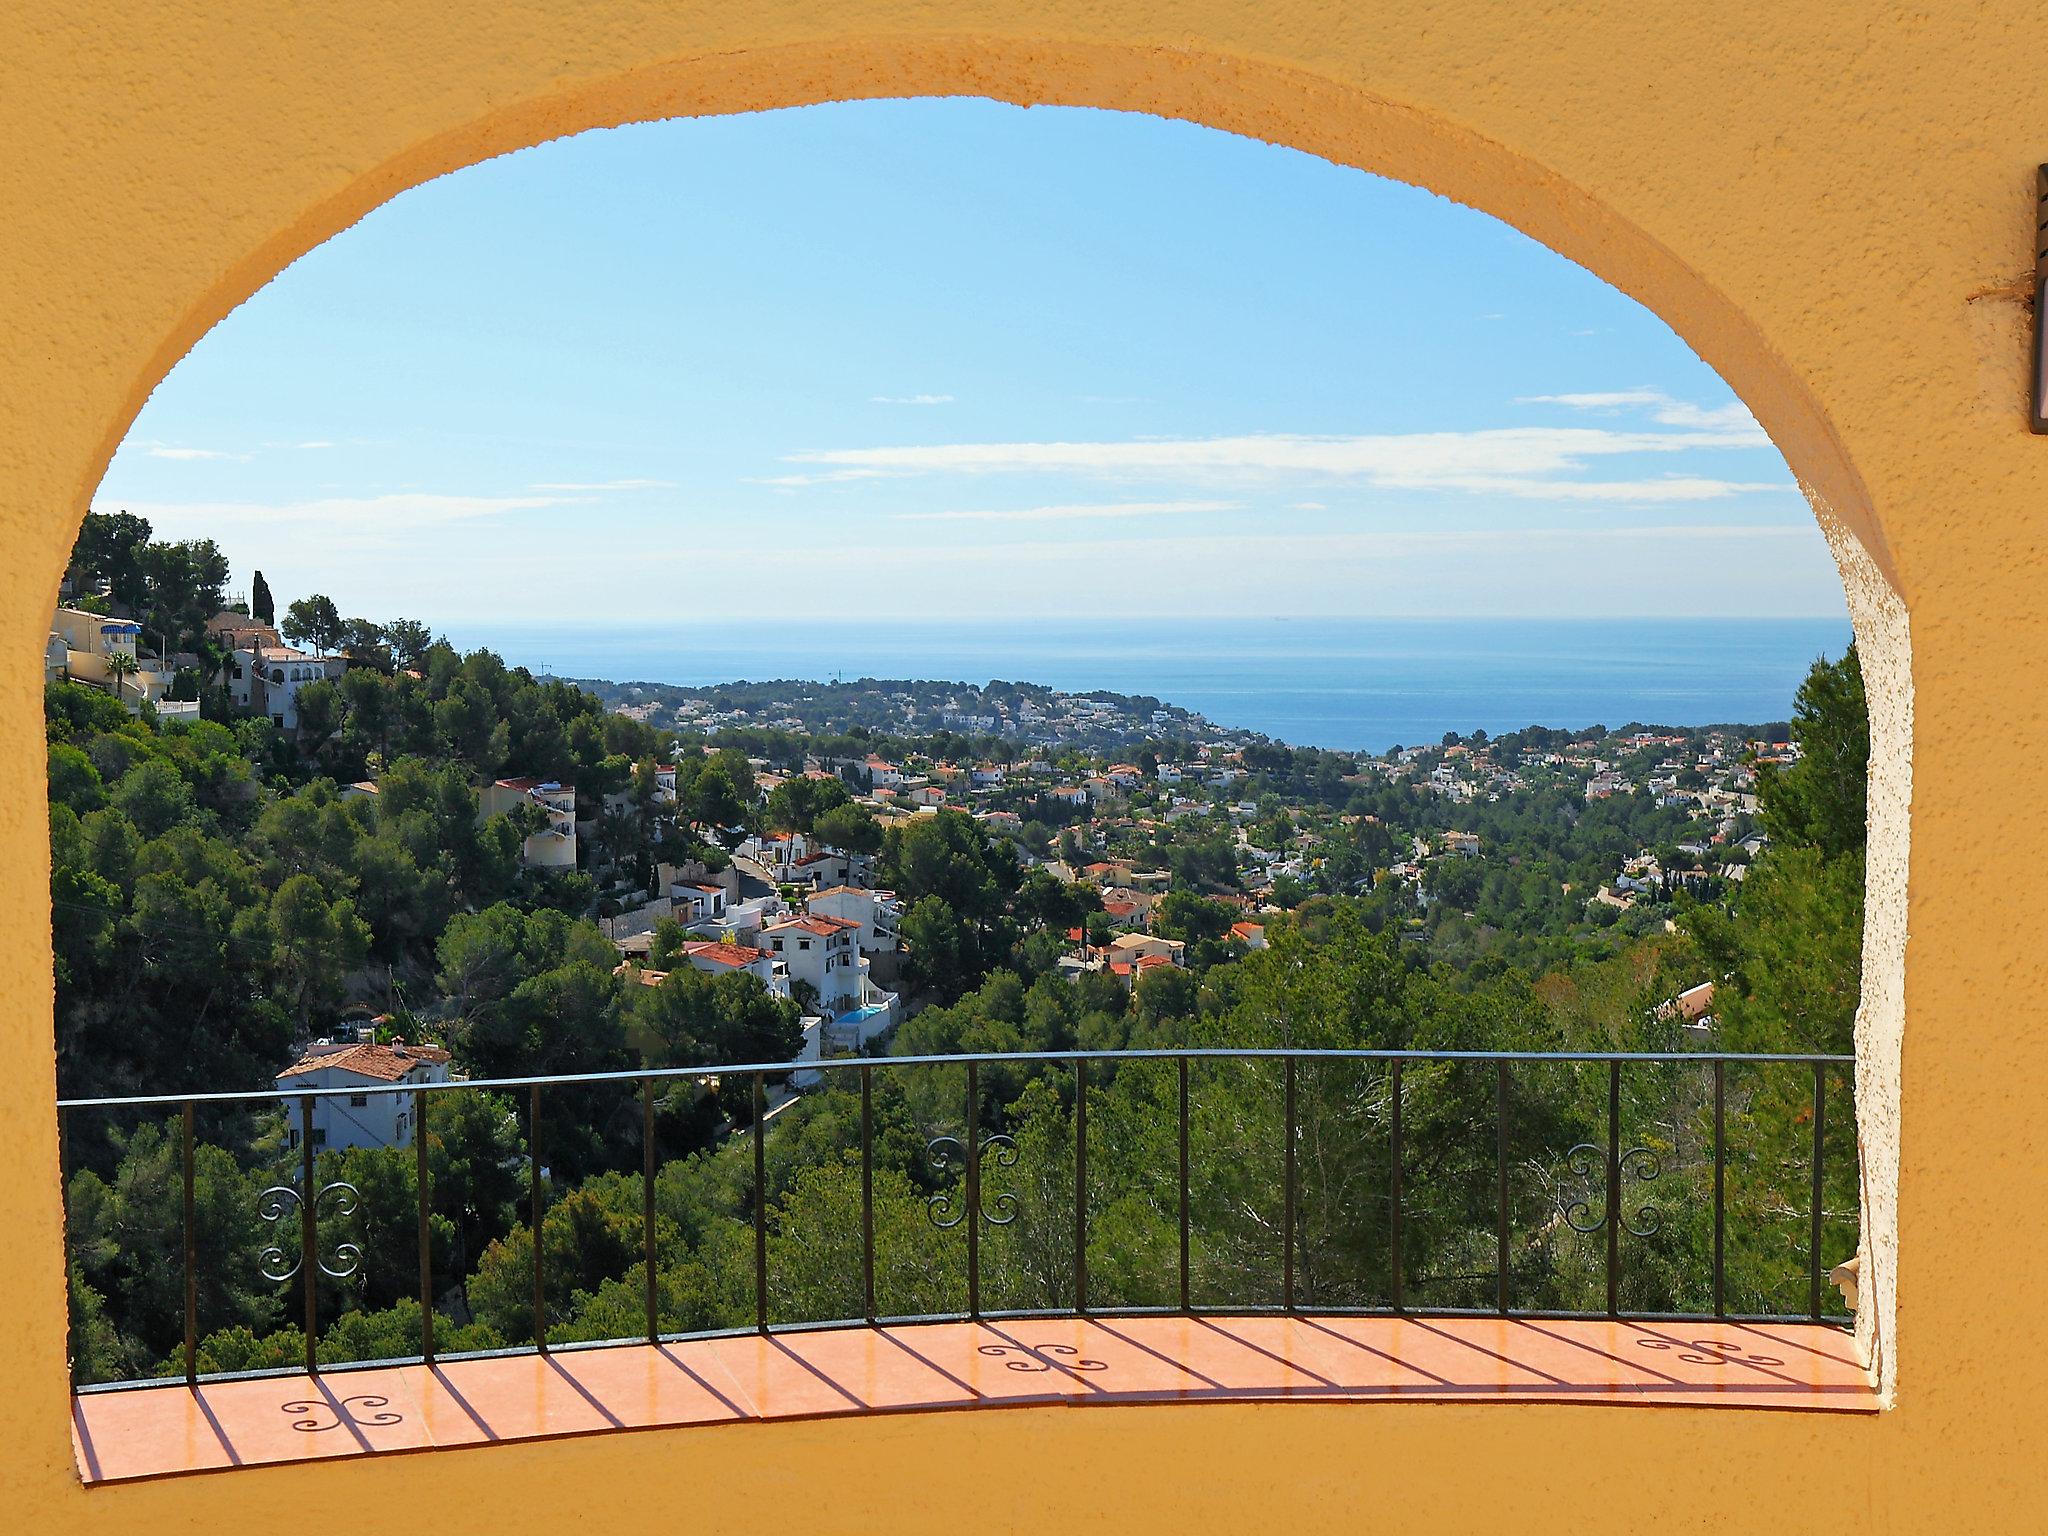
282;594;346;654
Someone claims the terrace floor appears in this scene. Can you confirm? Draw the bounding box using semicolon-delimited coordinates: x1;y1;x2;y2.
71;1314;1876;1484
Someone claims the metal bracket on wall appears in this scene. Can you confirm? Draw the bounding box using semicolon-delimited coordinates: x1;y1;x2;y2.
2033;165;2048;433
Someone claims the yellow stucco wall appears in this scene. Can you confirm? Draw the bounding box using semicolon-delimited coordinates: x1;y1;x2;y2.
1;2;2040;1529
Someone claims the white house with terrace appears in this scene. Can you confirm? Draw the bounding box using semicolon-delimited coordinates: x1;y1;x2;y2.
227;643;346;730
761;914;899;1046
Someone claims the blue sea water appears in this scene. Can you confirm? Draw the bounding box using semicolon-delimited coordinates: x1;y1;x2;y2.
449;618;1854;754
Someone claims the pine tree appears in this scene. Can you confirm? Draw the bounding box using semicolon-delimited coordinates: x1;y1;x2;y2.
250;568;274;627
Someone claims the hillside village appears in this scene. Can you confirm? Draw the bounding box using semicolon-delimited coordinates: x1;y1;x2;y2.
47;515;1862;1384
44;510;1800;1142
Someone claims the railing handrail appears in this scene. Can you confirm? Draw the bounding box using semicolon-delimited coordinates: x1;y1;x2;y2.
56;1045;1855;1111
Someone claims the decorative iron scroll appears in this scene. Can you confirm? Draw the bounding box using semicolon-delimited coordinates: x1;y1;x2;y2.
257;1180;364;1281
975;1342;1108;1374
925;1134;1020;1229
1555;1144;1661;1238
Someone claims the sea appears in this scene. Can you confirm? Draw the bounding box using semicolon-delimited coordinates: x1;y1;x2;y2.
447;617;1854;754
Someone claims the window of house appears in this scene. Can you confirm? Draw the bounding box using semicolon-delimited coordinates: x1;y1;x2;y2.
349;1094;368;1107
312;1129;327;1146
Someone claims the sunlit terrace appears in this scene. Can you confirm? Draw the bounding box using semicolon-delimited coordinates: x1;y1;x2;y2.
62;1044;1868;1482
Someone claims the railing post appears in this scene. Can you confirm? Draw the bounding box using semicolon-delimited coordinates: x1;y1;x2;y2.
1074;1057;1088;1314
1177;1055;1190;1314
753;1071;768;1333
1604;1060;1621;1318
300;1095;318;1374
860;1065;875;1323
1283;1054;1297;1313
530;1083;545;1352
1713;1059;1726;1320
1495;1061;1510;1315
59;1105;76;1388
966;1060;981;1319
416;1087;433;1362
1389;1059;1404;1312
642;1077;657;1344
1810;1060;1826;1320
183;1100;197;1385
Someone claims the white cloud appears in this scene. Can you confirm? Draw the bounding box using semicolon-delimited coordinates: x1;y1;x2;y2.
145;444;253;462
1518;390;1669;410
782;422;1778;500
870;393;954;406
1519;388;1763;435
748;469;896;487
528;477;675;491
114;491;574;539
893;499;1236;524
297;440;335;450
1291;501;1328;511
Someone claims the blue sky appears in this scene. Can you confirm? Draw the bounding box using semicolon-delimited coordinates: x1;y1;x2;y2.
96;99;1845;625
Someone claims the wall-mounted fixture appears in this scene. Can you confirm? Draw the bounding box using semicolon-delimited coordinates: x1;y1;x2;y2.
2034;165;2048;433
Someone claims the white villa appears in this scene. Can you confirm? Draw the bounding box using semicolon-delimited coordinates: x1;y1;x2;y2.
228;642;346;730
275;1039;453;1152
806;885;902;953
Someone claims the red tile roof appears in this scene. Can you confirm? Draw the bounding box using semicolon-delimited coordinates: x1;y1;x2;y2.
680;941;773;968
277;1042;450;1083
765;915;859;937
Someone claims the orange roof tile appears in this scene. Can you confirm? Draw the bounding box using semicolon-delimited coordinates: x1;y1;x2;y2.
276;1042;450;1083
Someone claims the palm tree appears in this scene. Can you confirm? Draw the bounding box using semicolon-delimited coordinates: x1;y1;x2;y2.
103;649;139;701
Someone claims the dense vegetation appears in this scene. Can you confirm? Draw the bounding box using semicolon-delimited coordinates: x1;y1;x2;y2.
53;516;1865;1380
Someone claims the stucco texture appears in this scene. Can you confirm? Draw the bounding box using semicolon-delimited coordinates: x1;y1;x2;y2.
0;1;2036;1529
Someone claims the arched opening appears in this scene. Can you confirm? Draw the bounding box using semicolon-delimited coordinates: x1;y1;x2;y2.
48;93;1900;1441
7;27;1957;1519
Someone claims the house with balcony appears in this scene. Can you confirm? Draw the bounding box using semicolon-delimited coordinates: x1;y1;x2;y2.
226;642;346;729
274;1038;452;1151
480;776;578;868
805;884;902;953
761;913;898;1044
49;605;198;717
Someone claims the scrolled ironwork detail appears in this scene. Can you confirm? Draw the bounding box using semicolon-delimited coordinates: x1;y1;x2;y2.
925;1136;970;1229
979;1134;1019;1226
925;1133;1021;1229
1617;1147;1661;1238
1554;1144;1661;1238
256;1179;364;1282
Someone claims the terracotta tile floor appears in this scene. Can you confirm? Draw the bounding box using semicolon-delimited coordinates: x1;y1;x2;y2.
70;1315;1875;1484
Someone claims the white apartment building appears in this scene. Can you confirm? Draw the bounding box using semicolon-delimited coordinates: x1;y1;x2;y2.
480;777;578;868
276;1040;452;1152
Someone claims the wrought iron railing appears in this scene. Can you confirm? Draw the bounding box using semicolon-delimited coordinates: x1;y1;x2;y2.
56;1047;1856;1391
